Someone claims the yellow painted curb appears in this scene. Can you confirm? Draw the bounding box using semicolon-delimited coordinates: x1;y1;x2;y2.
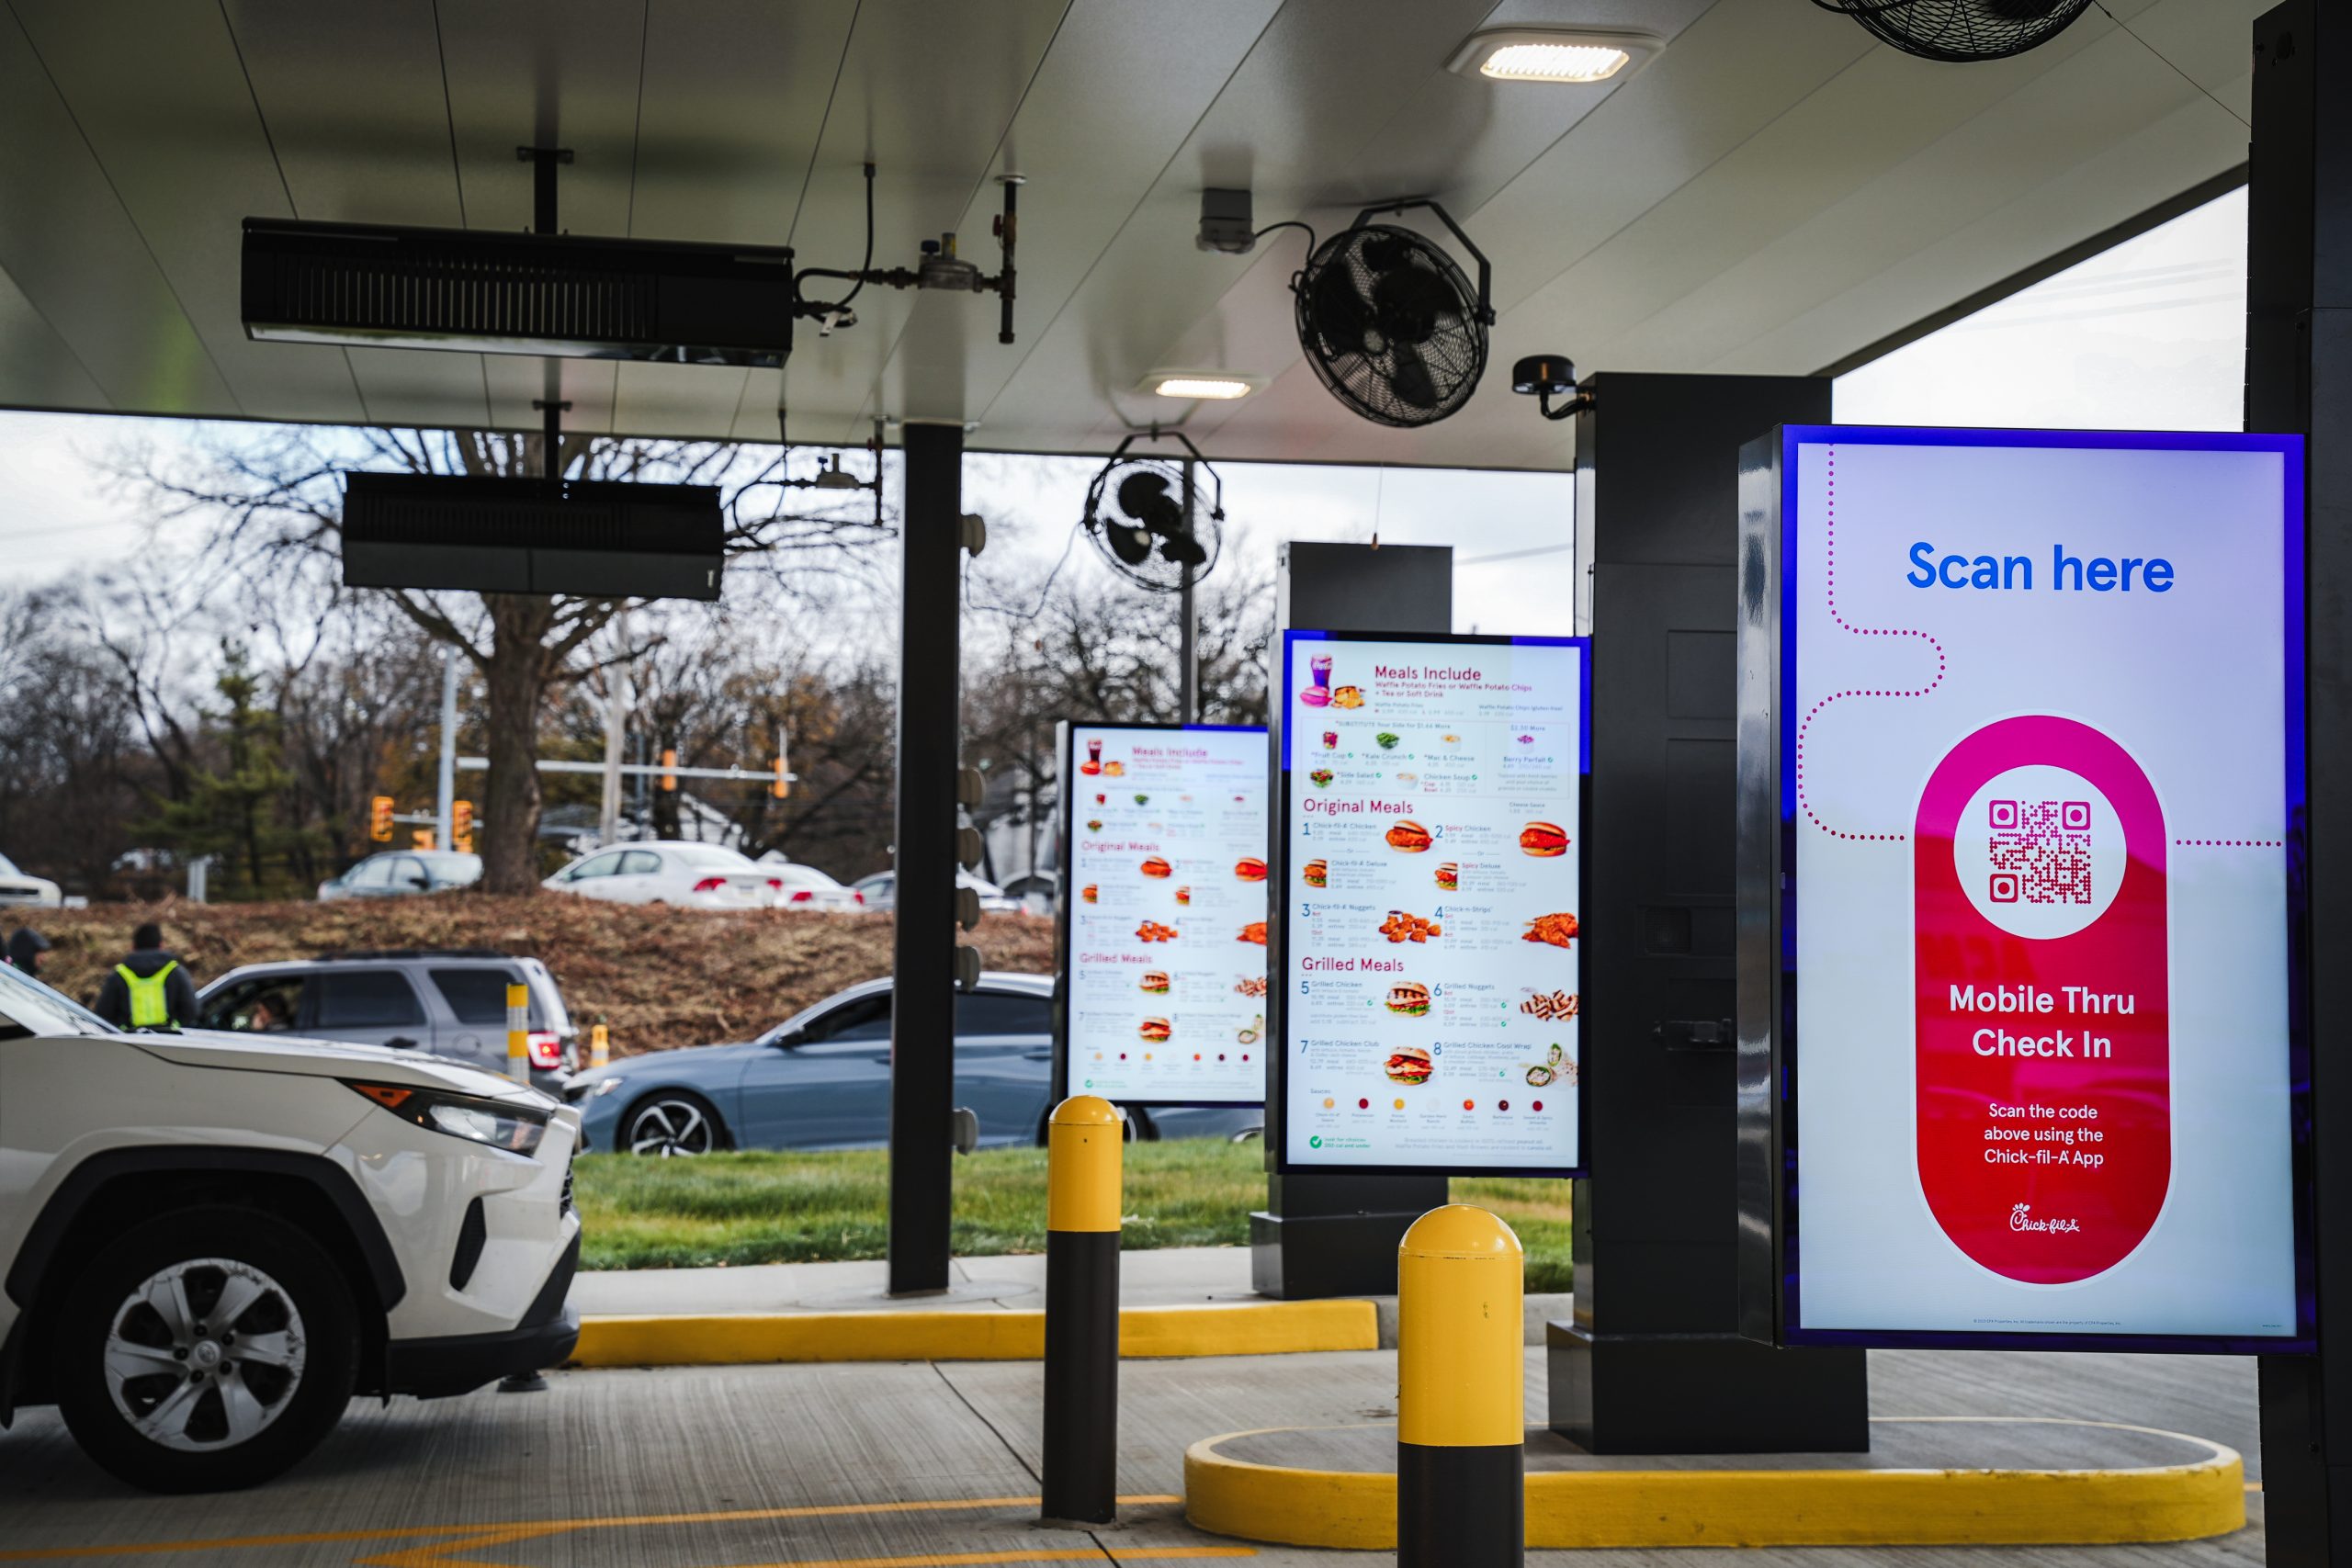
1183;1418;2246;1550
571;1298;1376;1367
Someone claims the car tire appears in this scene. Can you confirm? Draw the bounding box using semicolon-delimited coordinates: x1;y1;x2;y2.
54;1206;359;1494
622;1090;729;1156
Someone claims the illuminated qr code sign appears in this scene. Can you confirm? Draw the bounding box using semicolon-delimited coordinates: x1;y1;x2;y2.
1986;799;2093;906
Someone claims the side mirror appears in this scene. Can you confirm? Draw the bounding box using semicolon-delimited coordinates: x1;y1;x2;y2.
768;1028;805;1049
407;876;431;888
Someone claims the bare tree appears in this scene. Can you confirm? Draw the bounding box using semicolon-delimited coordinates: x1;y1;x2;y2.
115;427;892;892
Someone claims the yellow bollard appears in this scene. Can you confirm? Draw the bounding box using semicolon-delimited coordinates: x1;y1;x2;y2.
590;1022;610;1072
506;982;530;1084
1041;1094;1122;1526
1398;1204;1524;1567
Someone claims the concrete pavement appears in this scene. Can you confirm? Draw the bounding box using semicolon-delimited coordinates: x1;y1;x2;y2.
0;1344;2268;1567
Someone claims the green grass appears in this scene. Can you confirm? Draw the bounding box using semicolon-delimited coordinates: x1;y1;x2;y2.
573;1140;1574;1292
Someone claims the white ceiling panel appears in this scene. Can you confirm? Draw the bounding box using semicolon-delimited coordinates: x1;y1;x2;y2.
0;264;108;412
1646;3;2253;377
0;0;2267;468
0;8;236;415
9;0;364;423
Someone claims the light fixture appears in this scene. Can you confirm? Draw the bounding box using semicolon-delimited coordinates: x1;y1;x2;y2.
1446;28;1660;84
1146;372;1262;401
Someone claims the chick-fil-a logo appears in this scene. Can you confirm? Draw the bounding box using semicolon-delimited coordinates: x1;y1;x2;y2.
1914;716;2170;1286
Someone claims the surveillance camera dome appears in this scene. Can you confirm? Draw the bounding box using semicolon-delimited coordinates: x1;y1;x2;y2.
1511;354;1577;398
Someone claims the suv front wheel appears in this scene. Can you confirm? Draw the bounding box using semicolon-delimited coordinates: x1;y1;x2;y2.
54;1206;359;1493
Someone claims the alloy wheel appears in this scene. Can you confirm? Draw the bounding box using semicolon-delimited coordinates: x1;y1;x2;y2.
103;1258;307;1452
628;1098;717;1156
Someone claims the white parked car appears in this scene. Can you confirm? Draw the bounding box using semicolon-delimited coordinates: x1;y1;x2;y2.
0;852;62;908
542;840;785;909
851;869;1020;915
756;859;864;912
0;961;580;1492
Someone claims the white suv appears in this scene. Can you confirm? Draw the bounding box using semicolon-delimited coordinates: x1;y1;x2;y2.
0;961;581;1493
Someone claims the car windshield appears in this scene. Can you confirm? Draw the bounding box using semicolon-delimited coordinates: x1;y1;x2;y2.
415;852;482;881
0;960;111;1037
779;865;844;889
671;846;754;871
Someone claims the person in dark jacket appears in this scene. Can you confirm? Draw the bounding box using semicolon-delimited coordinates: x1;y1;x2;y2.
94;923;199;1031
4;927;50;977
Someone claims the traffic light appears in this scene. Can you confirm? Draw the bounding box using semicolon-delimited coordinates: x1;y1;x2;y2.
771;754;789;800
369;795;394;841
411;828;436;851
452;799;474;853
662;748;679;793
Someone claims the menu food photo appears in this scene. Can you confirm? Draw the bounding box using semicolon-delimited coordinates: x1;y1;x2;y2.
1057;723;1269;1105
1276;632;1589;1176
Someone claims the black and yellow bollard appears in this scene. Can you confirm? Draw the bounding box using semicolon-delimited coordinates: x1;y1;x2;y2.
1397;1204;1524;1567
1041;1094;1122;1526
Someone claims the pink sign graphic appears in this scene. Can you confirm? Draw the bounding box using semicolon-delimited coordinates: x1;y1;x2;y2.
1913;715;2170;1284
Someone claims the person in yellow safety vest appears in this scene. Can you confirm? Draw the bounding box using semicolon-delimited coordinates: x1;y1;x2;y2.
94;922;199;1032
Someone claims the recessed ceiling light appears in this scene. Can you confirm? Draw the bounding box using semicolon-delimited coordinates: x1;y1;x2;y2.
1147;372;1261;401
1446;28;1661;84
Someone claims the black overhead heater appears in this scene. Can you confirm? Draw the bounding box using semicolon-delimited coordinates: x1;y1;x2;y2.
241;220;797;367
341;472;724;601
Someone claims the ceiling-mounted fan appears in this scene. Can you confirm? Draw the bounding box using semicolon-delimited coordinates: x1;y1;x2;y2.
1080;432;1224;595
1289;199;1496;429
1809;0;2094;62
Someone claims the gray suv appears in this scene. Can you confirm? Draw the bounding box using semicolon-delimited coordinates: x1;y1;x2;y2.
193;948;577;1091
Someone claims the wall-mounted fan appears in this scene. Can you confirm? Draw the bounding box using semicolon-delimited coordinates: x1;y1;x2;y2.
1080;432;1224;594
1809;0;2093;62
1294;199;1495;429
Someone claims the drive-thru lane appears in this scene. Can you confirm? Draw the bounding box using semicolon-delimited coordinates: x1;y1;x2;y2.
0;1348;2266;1566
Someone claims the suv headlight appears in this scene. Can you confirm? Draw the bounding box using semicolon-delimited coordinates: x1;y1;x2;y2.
347;1081;549;1155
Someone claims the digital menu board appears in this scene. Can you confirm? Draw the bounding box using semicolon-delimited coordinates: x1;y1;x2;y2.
1055;722;1269;1107
1740;424;2311;1351
1273;632;1589;1177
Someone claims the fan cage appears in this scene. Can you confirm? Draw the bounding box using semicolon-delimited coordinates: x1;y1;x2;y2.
1080;456;1223;595
1294;223;1488;430
1809;0;2095;63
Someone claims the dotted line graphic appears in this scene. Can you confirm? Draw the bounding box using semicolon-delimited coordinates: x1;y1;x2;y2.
2174;839;2285;848
1796;446;1947;843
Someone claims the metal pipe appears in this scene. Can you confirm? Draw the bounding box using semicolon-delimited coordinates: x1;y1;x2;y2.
457;756;796;783
1180;456;1198;722
995;176;1021;344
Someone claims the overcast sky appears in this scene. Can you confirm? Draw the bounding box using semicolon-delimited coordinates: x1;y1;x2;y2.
0;186;2250;637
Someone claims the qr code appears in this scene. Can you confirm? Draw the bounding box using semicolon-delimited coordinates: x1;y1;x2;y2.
1987;799;2091;906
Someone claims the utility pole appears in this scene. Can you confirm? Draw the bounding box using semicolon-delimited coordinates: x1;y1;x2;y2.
599;610;629;845
436;643;458;850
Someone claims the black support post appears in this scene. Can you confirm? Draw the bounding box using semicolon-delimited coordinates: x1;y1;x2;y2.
1251;541;1452;1299
888;422;963;1296
1549;373;1867;1454
2248;6;2344;1561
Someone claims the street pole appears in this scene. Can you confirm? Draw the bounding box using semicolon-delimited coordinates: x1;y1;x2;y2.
436;643;458;851
1180;456;1199;723
600;610;628;845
